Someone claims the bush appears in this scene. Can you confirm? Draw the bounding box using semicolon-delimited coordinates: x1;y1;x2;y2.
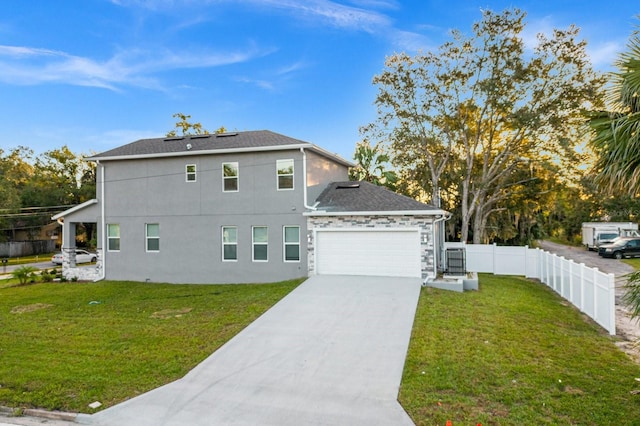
12;266;39;285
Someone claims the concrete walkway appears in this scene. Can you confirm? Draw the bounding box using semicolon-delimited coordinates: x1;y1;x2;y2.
79;275;422;426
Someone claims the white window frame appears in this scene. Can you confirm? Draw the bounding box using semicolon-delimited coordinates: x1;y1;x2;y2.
146;223;160;252
107;223;120;252
222;162;239;192
252;226;268;262
283;226;300;262
186;164;196;182
222;226;238;262
276;159;294;190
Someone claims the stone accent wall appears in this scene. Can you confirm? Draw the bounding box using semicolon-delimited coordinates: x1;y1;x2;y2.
61;249;102;281
307;215;435;280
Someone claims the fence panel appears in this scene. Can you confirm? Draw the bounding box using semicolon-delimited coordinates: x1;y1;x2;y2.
459;243;616;335
0;240;56;257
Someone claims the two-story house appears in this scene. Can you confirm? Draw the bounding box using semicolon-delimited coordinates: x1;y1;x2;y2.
53;130;449;284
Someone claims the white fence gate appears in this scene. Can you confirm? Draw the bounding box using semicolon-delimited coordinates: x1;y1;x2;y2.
448;243;616;335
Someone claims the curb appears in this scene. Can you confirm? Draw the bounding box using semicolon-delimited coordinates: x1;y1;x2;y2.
0;406;78;422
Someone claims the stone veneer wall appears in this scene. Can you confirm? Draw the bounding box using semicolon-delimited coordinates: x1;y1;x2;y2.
61;248;103;281
307;215;435;280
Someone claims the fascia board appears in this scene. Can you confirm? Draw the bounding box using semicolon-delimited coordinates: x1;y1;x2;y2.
51;199;98;220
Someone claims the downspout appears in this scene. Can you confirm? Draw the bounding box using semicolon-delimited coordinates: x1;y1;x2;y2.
94;161;106;282
300;147;317;211
56;218;64;249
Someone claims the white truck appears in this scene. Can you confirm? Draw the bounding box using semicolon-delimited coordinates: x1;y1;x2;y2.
581;222;640;251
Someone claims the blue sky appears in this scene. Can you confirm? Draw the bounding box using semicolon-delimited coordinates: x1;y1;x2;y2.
0;1;638;161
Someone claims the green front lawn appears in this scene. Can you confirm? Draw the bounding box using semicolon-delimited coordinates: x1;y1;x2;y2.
401;274;640;425
0;279;302;413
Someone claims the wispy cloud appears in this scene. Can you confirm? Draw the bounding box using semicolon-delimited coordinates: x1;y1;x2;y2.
587;41;623;70
112;0;424;50
0;43;272;91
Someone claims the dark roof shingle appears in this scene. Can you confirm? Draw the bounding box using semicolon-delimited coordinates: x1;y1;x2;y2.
314;181;440;213
89;130;312;160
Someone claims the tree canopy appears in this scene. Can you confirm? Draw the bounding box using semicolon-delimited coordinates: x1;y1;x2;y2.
363;8;604;243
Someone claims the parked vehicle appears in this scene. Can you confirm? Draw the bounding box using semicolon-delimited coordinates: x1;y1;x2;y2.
598;237;640;259
52;249;97;265
582;222;639;251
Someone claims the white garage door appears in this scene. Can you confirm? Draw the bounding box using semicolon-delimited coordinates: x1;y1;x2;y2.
315;229;421;277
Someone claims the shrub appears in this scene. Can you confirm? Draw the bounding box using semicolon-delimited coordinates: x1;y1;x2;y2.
12;266;39;285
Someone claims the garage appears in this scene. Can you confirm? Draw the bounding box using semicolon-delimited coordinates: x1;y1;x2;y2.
315;229;421;277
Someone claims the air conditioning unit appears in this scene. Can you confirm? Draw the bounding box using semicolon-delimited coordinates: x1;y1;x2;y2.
445;247;466;276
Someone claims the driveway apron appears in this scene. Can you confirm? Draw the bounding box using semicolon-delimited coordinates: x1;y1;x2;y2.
80;275;421;426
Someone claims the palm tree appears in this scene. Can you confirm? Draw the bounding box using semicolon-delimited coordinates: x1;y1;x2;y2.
589;24;640;195
589;21;640;323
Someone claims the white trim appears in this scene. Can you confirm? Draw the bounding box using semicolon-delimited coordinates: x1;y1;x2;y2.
88;144;354;167
51;199;98;220
276;159;294;191
145;223;160;253
185;164;197;182
221;226;238;262
252;226;269;262
222;162;239;192
283;225;301;263
106;223;121;252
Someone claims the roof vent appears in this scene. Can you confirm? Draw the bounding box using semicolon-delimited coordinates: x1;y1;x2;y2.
190;134;211;139
215;132;239;138
336;183;360;189
186;144;192;150
164;136;184;141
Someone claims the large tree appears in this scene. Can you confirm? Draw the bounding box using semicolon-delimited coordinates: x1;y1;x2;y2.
588;23;640;195
364;8;604;243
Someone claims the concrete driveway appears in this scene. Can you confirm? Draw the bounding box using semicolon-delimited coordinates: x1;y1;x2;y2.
79;275;422;426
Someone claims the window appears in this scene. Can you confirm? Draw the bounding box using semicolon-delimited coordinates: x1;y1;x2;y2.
276;159;294;190
186;164;196;182
107;224;120;251
283;226;300;262
252;226;268;261
222;226;237;261
146;223;160;252
223;162;239;192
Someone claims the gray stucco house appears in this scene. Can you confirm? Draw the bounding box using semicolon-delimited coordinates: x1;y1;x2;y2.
53;130;449;283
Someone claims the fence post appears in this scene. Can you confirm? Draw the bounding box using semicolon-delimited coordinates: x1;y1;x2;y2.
579;263;585;312
568;259;573;303
608;273;616;336
493;243;497;275
593;267;599;327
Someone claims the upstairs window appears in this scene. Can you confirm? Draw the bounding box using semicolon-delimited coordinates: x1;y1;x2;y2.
283;226;300;262
223;162;239;192
107;224;120;252
186;164;196;182
277;159;294;190
146;223;160;252
252;226;268;262
222;226;238;261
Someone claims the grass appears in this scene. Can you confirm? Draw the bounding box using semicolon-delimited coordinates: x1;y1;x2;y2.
0;253;55;266
400;274;640;425
623;258;640;270
0;278;303;413
2;274;640;423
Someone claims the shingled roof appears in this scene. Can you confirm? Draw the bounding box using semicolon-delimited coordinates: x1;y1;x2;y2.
310;181;444;215
88;130;351;166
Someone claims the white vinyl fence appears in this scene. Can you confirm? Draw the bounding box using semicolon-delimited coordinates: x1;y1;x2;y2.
448;243;616;335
